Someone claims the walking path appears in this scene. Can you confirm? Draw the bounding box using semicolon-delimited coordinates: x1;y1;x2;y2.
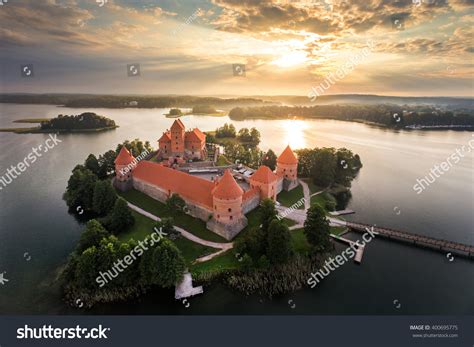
126;202;233;251
298;179;311;211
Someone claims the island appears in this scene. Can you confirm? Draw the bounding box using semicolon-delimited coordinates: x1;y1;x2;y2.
59;119;362;308
0;112;118;133
165;105;225;118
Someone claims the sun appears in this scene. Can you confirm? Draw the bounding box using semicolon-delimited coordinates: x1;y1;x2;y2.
271;51;308;68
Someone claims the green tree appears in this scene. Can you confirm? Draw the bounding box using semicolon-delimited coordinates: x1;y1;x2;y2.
92;180;117;215
116;139;152;157
77;219;110;254
266;219;292;265
97;150;117;179
84;154;100;175
165;194;187;213
304;204;332;253
107;198;134;234
257;255;270;269
311;148;337;188
63;167;98;211
234;227;265;260
260;198;277;234
262;149;277;170
249;127;261;145
241;254;254;272
169;108;182;116
140;239;185;287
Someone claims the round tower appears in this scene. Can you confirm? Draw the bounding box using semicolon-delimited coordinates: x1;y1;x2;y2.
114;146;136;183
276;145;298;181
212;170;244;225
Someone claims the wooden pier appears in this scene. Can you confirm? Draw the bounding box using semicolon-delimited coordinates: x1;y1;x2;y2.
175;272;203;300
345;221;474;259
330;234;365;264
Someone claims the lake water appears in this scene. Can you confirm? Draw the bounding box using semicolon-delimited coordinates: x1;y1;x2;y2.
0;104;472;314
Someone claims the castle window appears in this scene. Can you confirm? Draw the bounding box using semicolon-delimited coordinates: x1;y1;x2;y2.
215;205;217;209
230;216;233;220
228;208;232;212
175;136;178;139
284;168;286;172
217;214;220;219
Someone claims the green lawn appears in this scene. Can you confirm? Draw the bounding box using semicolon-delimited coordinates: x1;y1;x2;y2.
117;188;227;243
277;184;304;209
290;228;311;255
310;191;336;213
119;211;216;265
190;249;241;276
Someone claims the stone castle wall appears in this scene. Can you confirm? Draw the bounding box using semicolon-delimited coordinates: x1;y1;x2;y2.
242;192;260;214
132;177;212;222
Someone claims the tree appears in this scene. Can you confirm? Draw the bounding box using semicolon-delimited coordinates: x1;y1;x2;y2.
237;128;251;142
84;154;100;175
249;127;261;145
116;139;152;157
107;198;134;234
140;239;185;287
266;219;292;265
165;194;186;213
304;204;332;253
63;167;98;211
240;254;254;272
92;180;117;215
260;198;277;234
257;255;270;269
234;227;265;260
311;148;337;188
77;219;110;254
97;150;117;179
169;108;182;116
262;149;277;170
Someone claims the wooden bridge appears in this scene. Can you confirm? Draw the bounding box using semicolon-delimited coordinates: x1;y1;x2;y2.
344;221;474;259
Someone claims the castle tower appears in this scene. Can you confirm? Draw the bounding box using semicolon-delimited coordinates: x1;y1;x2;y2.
250;165;278;201
212;170;244;224
170;119;185;157
277;145;298;190
114;146;136;191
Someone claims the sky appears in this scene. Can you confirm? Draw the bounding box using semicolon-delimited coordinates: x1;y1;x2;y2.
0;0;473;96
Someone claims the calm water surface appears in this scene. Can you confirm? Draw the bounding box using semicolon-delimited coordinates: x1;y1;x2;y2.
0;104;472;314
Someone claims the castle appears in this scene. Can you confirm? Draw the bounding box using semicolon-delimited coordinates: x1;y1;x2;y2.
114;120;298;240
157;118;207;163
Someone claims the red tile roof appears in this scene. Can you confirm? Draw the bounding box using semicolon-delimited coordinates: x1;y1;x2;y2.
115;146;135;165
171;119;185;131
212;170;243;200
243;187;259;201
133;161;214;208
250;165;277;184
158;131;171;142
185;128;206;142
277;145;298;165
